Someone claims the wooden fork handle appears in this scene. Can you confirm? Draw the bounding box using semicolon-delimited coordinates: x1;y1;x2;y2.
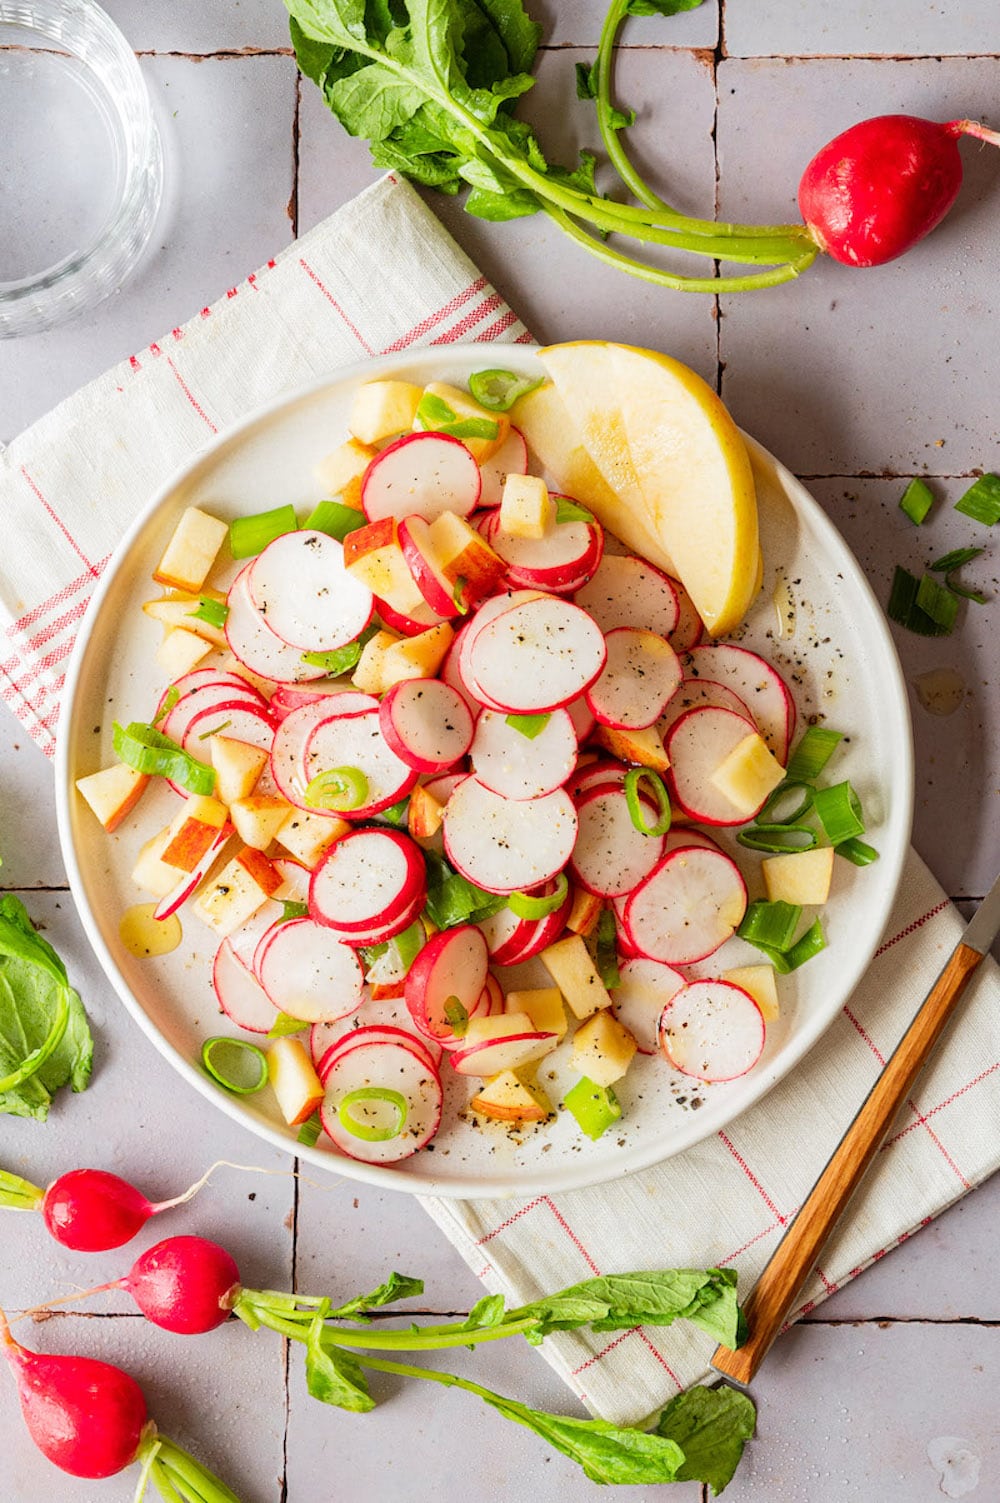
711;941;984;1387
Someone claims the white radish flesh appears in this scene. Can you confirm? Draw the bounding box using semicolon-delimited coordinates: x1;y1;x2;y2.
153;825;233;920
443;777;577;894
269;694;378;807
585;628;682;730
312;1011;442;1075
303;707;417;818
212;940;278;1034
685;643;795;761
659;980;765;1082
449;1027;558;1078
257;917;365;1022
379;678;474;774
477;425;528;509
575;554;679;638
661;828;723;858
467;596;606;713
624;846;747;966
248;531;373;653
439;627;479;716
570;787;665;898
182;700;276;757
566;695;596;744
482;510;603;593
310;829;424;933
491;884;573;966
469;707;577;801
666;706;769;826
611;958;685;1055
361;432;481;523
568;759;628;799
404;925;489;1046
666;576;704;653
225;568;328;684
161;680;266;747
320;1040;443;1163
657;677;754;741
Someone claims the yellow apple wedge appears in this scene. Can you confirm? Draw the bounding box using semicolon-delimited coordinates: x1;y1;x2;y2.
537;341;761;636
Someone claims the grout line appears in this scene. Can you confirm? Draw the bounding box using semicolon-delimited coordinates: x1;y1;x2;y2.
121;42;1000;62
711;1;725;393
288;70;301;238
278;1156;301;1501
800;1313;1000;1328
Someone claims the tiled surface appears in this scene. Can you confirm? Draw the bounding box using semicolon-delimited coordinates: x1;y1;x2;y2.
3;4;1000;1500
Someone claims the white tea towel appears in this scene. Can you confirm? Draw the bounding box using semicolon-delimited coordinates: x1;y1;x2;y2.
2;171;997;1429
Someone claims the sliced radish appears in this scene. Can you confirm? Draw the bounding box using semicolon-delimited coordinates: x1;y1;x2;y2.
375;594;448;637
320;1039;443;1164
574;554;680;639
310;828;425;934
398;515;462;619
685;644;795;761
422;770;465;805
439;625;479;716
623;846;747;966
225;568;327;685
311;1009;442;1075
659;980;765;1082
378;678;474;775
212;940;278;1034
475;904;524;964
566;695;596;744
450;1025;558;1078
152;824;233;921
666;706;768;826
466;596;606;714
256;917;365;1023
477;425;528;509
657;676;754;741
666;577;704;653
303;707;418;818
481;506;603;593
568;759;628;799
469;707;577;801
611;958;685;1055
404;925;489;1047
229;900;283;972
272;857;311;905
478;974;504;1016
336;891;426;952
270;694;378;808
570;786;665;898
585;628;682;730
456;588;545;699
488;884;573;967
361;432;481;524
319;1022;442;1079
182;700;276;757
158;668;262;718
161;679;266;746
443;778;577;895
269;682;351;722
661;828;723;857
248;531;373;653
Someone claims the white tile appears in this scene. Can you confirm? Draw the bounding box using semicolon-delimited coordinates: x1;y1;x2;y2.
101;0;292;52
539;0;718;47
715;58;1000;475
726;0;1000;57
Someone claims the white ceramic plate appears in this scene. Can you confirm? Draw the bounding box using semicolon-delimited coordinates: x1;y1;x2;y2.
56;345;913;1199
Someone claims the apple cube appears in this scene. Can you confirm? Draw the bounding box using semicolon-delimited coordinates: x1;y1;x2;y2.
210;735;268;806
235;846;283;897
155;627;213;679
415;382;509;463
344;518;427;616
722;964;780;1023
407;783;445;841
427;512;507;602
762;845;835;906
593;723;670;774
380;622;454;689
459;1013;559;1073
152;507;228;593
275;808;350;868
192;850;276;936
349;380;424;445
499;473;553;540
571;1008;638;1087
132;826;183;899
230;794;293;851
143;588;229;647
504;987;567;1040
539;933;613;1021
709;731;786;819
565;886;603;937
470;1070;552;1123
315;437;377;508
76;764;150;833
267;1037;325;1127
351;629;402;696
161;796;229;872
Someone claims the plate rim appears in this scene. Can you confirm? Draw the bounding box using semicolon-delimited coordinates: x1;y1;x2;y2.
55;344;914;1199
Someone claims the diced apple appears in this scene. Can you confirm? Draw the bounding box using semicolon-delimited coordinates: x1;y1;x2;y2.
722;964;780;1023
235;845;283;898
349;380;424;445
268;1037;325;1127
315;437;377;508
230;794;293;851
499;473;553;540
275;808;350;868
76;764;150;833
192;852;275;936
415;382;509;463
380;622;454;688
565;886;603;937
709;731;786;819
427;512;507;602
351;628;402;696
592;723;670;773
470;1069;553;1123
161;796;229;872
132;826;183;898
210;735;269;806
155;627;213;679
152;507;228;593
407;783;445;841
143;588;229;647
344;517;428;616
762;845;835;906
571;1008;638;1087
539;933;613;1021
504;988;567;1040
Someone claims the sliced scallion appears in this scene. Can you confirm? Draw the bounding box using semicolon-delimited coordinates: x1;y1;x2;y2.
443;996;470;1036
390;920;426;973
756;780;814;826
505;712;551;739
783;918;827;970
200;1036;268;1094
113;721;216;796
887;566;952;637
187;596;229;629
554;497;596;526
595;907;620;991
737;900;802;954
468;369;543;412
337;1086;408;1142
152;685;181;726
196;718;231;740
378;797;411;828
267;1011;308;1037
898;478;934;525
736;824;817;854
954;473;1000;526
623;768;671;837
303;765;369;812
415;391;499;442
301;622;378;675
930;546;983;573
229;504;298;560
945;573;988;605
279;901;309;924
297;1112;322;1147
509;874;569;920
783;727;843;782
836;837;880;867
915;572;959;633
305;499;366;541
812;781;866;844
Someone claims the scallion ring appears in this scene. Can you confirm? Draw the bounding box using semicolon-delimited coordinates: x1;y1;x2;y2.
200;1037;268;1095
509;874;569;920
337;1087;409;1143
303;765;369;812
736;824;817;854
623;768;671;837
113;721;216;796
468;369;543;412
812;781;866;845
755;780;814;826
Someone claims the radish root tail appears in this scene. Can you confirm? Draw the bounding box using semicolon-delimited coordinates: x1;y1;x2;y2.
947;119;1000;148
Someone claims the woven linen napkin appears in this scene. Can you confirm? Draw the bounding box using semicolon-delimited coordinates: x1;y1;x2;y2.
2;171;997;1429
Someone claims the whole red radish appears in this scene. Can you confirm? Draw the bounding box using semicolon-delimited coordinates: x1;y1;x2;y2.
800;114;1000;267
122;1235;242;1334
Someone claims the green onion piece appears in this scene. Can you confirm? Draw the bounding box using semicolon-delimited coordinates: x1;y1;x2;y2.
300;622;379;675
196;718;231;741
812;781;866;844
468;369;543;412
886;566;952;637
783;727;843;782
303;766;369;812
452;577;471;615
229;504;298;560
359;939;389;967
954;473;1000;526
337;1087;408;1142
755;780;814;826
554;497;596;526
505;712;551;740
595;907;620;991
379;797;411;828
623;768;671;837
267;1011;308;1037
443;995;470;1036
898;478;934;525
836;837;880;867
915;572;959;633
415;391;499;442
297;1112;322;1147
423;851;507;931
152;685;181;726
306;499;366;542
113;721;216;796
783;918;827;970
200;1036;269;1095
509;874;569;920
736;825;817;854
945;573;988;605
186;597;229;629
930;546;983;573
279;901;309;923
737;900;802;954
389;920;426;974
563;1077;621;1140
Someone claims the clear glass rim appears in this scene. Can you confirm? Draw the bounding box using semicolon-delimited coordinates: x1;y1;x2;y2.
0;0;163;334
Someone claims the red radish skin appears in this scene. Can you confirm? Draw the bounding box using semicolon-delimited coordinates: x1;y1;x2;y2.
800;114;1000;268
41;1169;156;1252
122;1236;241;1335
